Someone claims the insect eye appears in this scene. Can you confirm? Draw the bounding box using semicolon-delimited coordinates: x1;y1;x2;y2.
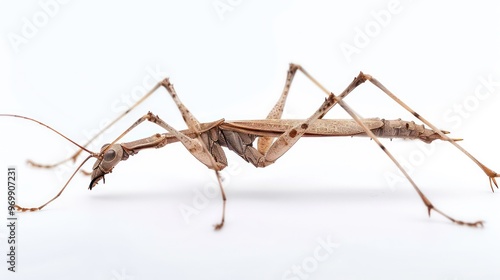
103;149;116;161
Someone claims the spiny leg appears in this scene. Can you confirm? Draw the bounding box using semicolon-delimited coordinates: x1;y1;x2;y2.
160;78;227;229
330;92;483;227
319;74;484;226
88;111;207;187
257;64;299;153
263;69;487;226
255;70;482;227
262;63;332;120
96;109;225;174
258;63;333;154
366;75;499;191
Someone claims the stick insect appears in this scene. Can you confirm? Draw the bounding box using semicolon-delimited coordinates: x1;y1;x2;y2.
2;64;498;229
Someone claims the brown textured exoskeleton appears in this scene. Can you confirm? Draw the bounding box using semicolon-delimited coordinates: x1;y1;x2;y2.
3;64;499;229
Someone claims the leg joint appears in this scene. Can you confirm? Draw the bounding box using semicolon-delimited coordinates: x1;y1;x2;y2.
160;78;172;90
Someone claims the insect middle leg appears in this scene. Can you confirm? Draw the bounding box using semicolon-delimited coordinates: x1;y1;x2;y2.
257;63;332;154
160;78;228;230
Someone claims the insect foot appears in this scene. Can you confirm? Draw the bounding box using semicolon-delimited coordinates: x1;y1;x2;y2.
14;205;40;212
213;223;224;231
429;205;484;228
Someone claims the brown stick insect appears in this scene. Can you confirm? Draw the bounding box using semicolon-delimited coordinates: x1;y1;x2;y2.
2;64;498;229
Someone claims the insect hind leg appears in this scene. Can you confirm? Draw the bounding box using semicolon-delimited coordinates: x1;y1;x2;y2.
367;76;500;191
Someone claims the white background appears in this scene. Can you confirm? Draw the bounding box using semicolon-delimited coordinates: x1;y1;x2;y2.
1;1;500;279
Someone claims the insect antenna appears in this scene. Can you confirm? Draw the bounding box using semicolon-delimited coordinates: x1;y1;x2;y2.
0;114;100;211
